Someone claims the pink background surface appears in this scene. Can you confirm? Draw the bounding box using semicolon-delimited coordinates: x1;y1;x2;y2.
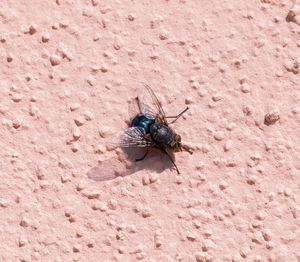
1;0;300;261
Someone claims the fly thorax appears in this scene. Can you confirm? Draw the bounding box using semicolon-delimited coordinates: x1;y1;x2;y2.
150;124;175;146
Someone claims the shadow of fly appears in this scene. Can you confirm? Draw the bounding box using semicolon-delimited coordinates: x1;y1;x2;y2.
87;84;193;182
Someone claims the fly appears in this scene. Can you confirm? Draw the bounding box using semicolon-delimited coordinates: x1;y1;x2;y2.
87;84;193;182
114;84;192;174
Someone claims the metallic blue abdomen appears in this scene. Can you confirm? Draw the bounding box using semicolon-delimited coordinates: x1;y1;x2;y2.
130;115;155;134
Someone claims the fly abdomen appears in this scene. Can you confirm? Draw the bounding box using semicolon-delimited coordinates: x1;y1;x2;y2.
150;123;175;147
130;115;155;134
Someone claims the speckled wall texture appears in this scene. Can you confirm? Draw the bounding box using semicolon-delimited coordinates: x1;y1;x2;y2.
0;0;300;261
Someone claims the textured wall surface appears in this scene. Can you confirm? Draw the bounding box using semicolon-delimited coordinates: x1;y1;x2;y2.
1;0;300;261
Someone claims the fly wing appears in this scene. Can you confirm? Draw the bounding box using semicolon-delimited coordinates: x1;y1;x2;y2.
107;127;154;149
119;127;153;147
138;84;167;123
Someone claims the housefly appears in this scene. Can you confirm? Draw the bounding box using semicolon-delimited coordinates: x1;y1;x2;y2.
87;84;192;182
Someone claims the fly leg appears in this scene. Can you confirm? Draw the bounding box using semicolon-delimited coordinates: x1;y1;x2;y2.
136;147;149;162
182;144;193;154
163;149;180;174
166;107;189;125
